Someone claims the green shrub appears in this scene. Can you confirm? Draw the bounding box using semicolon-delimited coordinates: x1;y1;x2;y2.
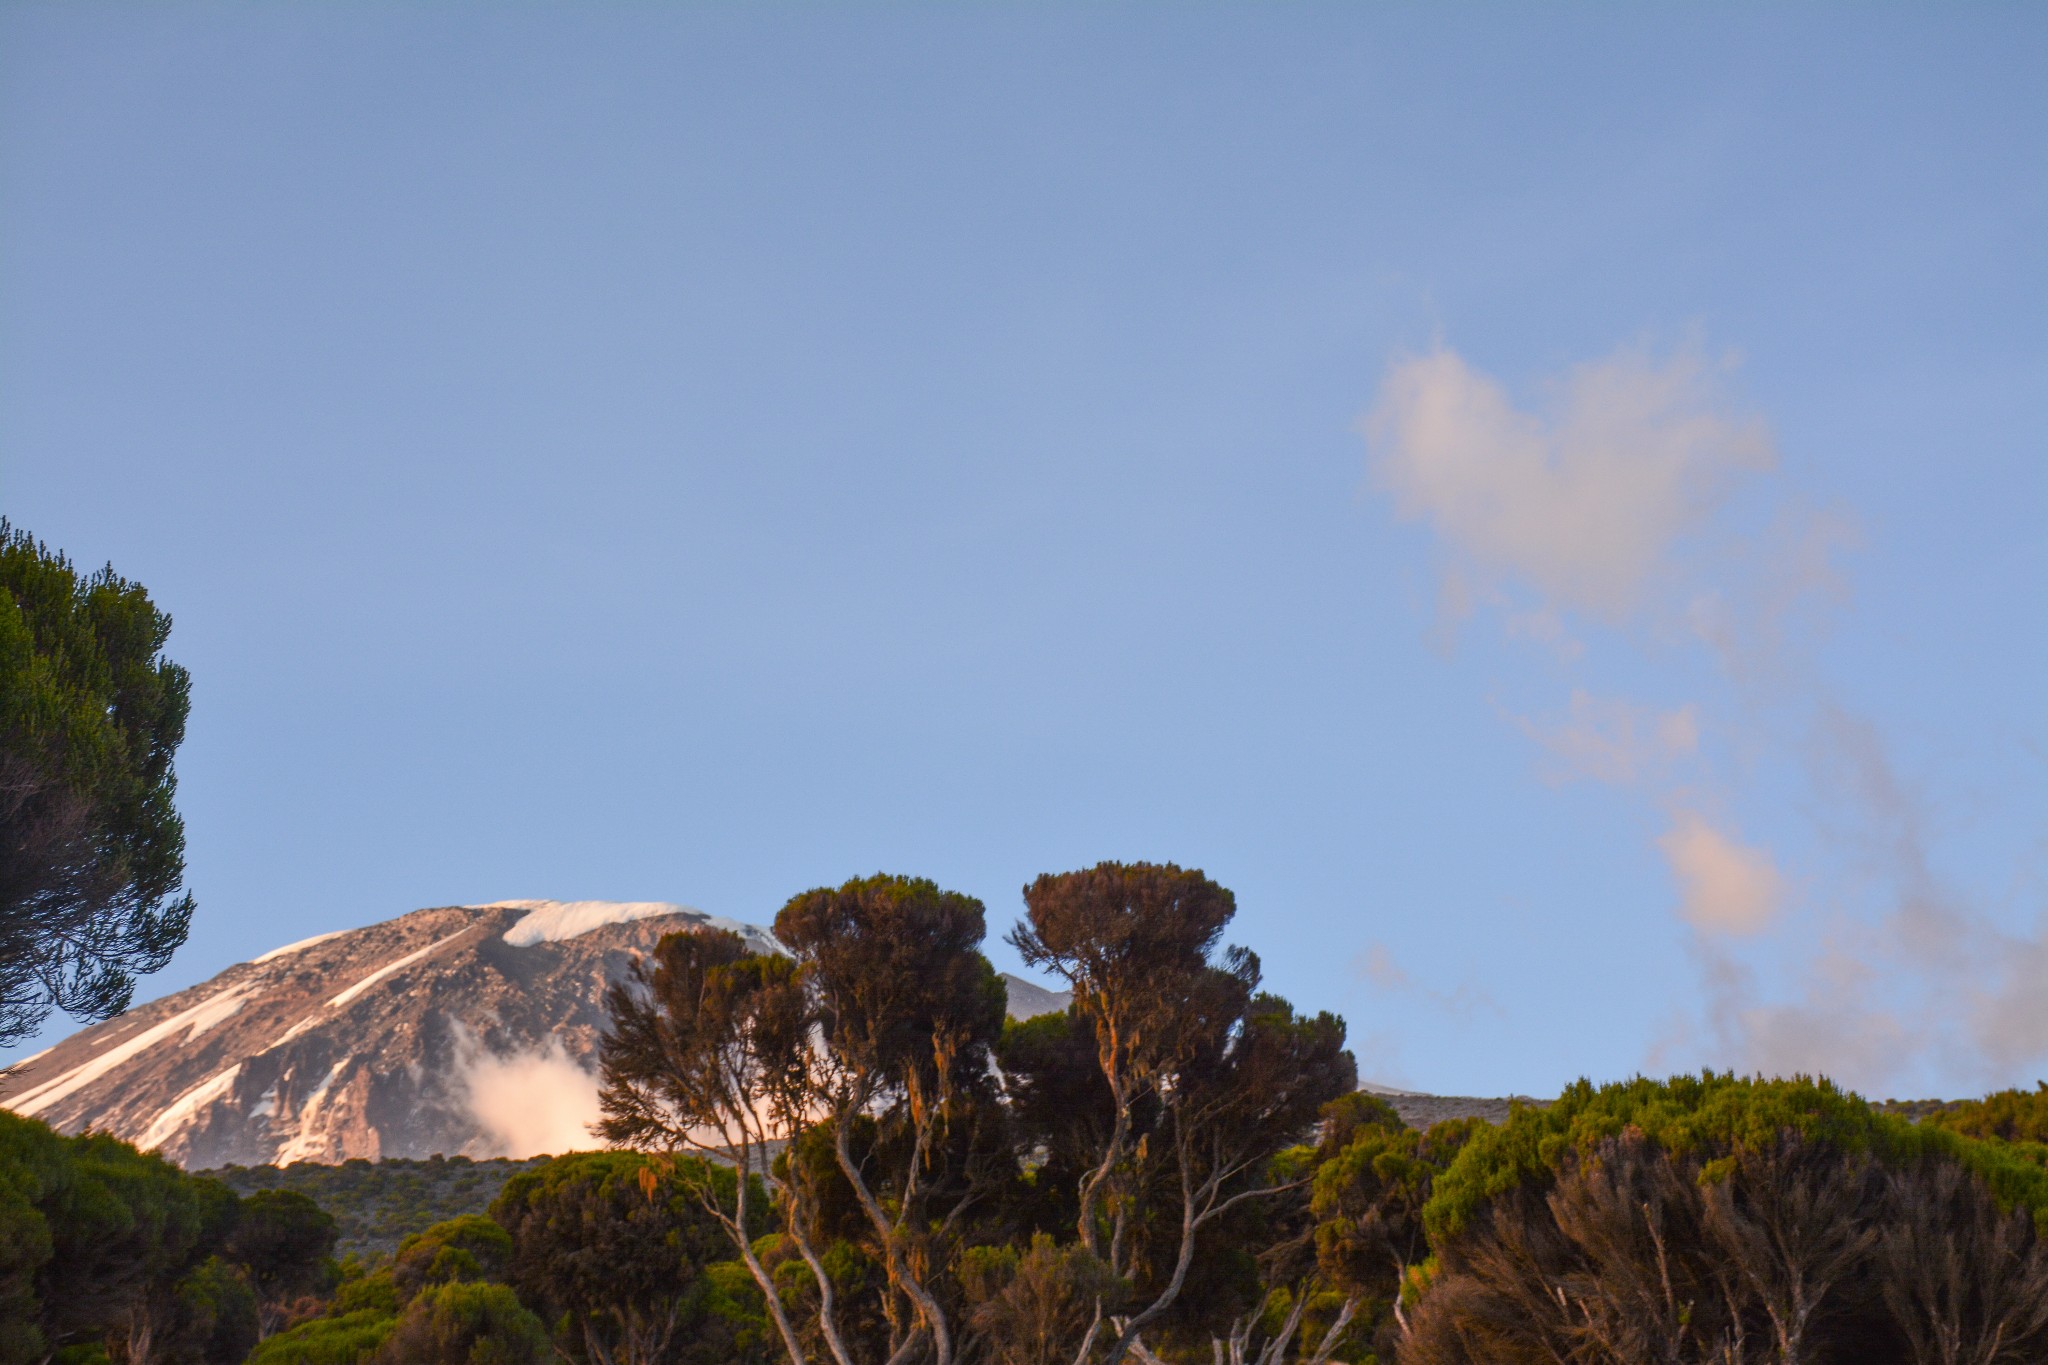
370;1282;547;1365
244;1309;395;1365
1424;1071;2048;1242
1401;1074;2048;1365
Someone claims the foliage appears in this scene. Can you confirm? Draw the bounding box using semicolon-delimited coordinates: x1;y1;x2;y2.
388;1216;512;1303
1424;1072;2048;1245
1004;862;1357;1365
0;521;192;1044
243;1311;394;1365
959;1235;1123;1365
1915;1082;2048;1168
367;1281;548;1365
204;1157;547;1259
223;1191;336;1336
1399;1074;2048;1365
121;1254;259;1365
0;1112;280;1365
490;1150;748;1365
1309;1096;1478;1358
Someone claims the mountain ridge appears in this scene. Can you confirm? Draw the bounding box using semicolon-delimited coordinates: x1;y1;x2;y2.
0;901;1074;1167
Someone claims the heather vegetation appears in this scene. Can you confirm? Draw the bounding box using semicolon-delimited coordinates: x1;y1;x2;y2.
3;863;2048;1364
208;1157;549;1259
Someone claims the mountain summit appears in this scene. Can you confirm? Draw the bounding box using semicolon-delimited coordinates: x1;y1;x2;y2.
1;900;1068;1167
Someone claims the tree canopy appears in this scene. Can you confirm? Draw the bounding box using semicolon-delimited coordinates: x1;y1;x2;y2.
0;521;192;1044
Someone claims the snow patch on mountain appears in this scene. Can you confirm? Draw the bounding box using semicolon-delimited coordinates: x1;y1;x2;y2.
489;901;700;946
484;899;775;951
139;1064;241;1150
328;928;472;1008
252;929;350;965
273;1061;348;1165
10;984;255;1118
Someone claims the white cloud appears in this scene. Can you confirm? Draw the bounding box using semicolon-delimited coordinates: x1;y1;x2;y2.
1367;345;1774;623
1518;689;1699;786
1659;812;1784;936
454;1036;605;1158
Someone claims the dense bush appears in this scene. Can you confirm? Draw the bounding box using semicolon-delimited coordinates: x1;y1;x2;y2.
1398;1074;2048;1365
0;1111;330;1365
490;1151;753;1365
243;1311;394;1365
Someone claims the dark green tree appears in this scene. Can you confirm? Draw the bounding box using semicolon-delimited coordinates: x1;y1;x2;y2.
1006;863;1356;1365
1307;1097;1476;1359
773;874;1011;1365
225;1190;337;1337
598;927;825;1365
489;1150;738;1365
0;1111;258;1365
0;522;192;1044
126;1255;259;1365
368;1281;548;1365
386;1216;512;1305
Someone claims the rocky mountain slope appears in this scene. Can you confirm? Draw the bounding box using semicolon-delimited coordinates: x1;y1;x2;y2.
0;900;1070;1168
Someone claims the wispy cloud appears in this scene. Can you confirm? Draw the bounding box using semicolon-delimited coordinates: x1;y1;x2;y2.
1353;941;1502;1025
1658;812;1783;937
1368;344;1773;626
1363;336;2041;1096
1517;689;1699;787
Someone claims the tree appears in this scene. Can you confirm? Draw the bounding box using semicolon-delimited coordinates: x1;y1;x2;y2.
0;522;193;1045
225;1191;337;1338
1007;863;1356;1365
1309;1097;1477;1357
597;926;823;1365
243;1309;396;1365
369;1281;548;1365
126;1255;259;1365
600;876;1012;1365
387;1216;512;1305
490;1151;737;1365
959;1236;1123;1365
1877;1157;2048;1365
773;874;1010;1365
0;1111;260;1365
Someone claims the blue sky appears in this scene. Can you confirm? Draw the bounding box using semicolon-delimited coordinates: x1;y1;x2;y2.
2;4;2041;1098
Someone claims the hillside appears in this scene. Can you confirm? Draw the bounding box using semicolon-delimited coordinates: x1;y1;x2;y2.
0;899;1073;1167
205;1154;550;1258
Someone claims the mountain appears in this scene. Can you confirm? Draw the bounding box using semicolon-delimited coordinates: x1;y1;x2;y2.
0;900;1072;1168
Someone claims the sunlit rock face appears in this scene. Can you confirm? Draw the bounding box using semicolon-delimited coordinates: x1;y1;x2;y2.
0;900;1073;1168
